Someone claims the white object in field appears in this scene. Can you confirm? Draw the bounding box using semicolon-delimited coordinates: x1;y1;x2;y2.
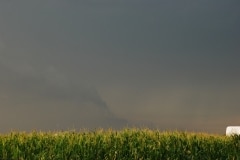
226;126;240;136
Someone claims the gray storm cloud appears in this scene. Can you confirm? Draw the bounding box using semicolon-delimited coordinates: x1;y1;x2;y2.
0;0;240;134
0;55;127;132
0;38;5;50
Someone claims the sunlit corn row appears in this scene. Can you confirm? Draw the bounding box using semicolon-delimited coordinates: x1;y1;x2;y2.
0;128;239;160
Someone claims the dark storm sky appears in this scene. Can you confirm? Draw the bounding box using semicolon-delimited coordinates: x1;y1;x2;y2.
0;0;240;133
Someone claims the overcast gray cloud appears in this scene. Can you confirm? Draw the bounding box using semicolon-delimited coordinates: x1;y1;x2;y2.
0;0;240;133
0;54;127;132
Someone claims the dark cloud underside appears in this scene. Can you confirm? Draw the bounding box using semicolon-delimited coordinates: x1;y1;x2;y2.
0;0;240;133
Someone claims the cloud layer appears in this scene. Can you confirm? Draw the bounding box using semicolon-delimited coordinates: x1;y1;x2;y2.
0;55;127;132
0;0;240;133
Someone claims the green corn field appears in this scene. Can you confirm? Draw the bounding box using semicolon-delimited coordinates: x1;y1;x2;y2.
0;128;239;160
